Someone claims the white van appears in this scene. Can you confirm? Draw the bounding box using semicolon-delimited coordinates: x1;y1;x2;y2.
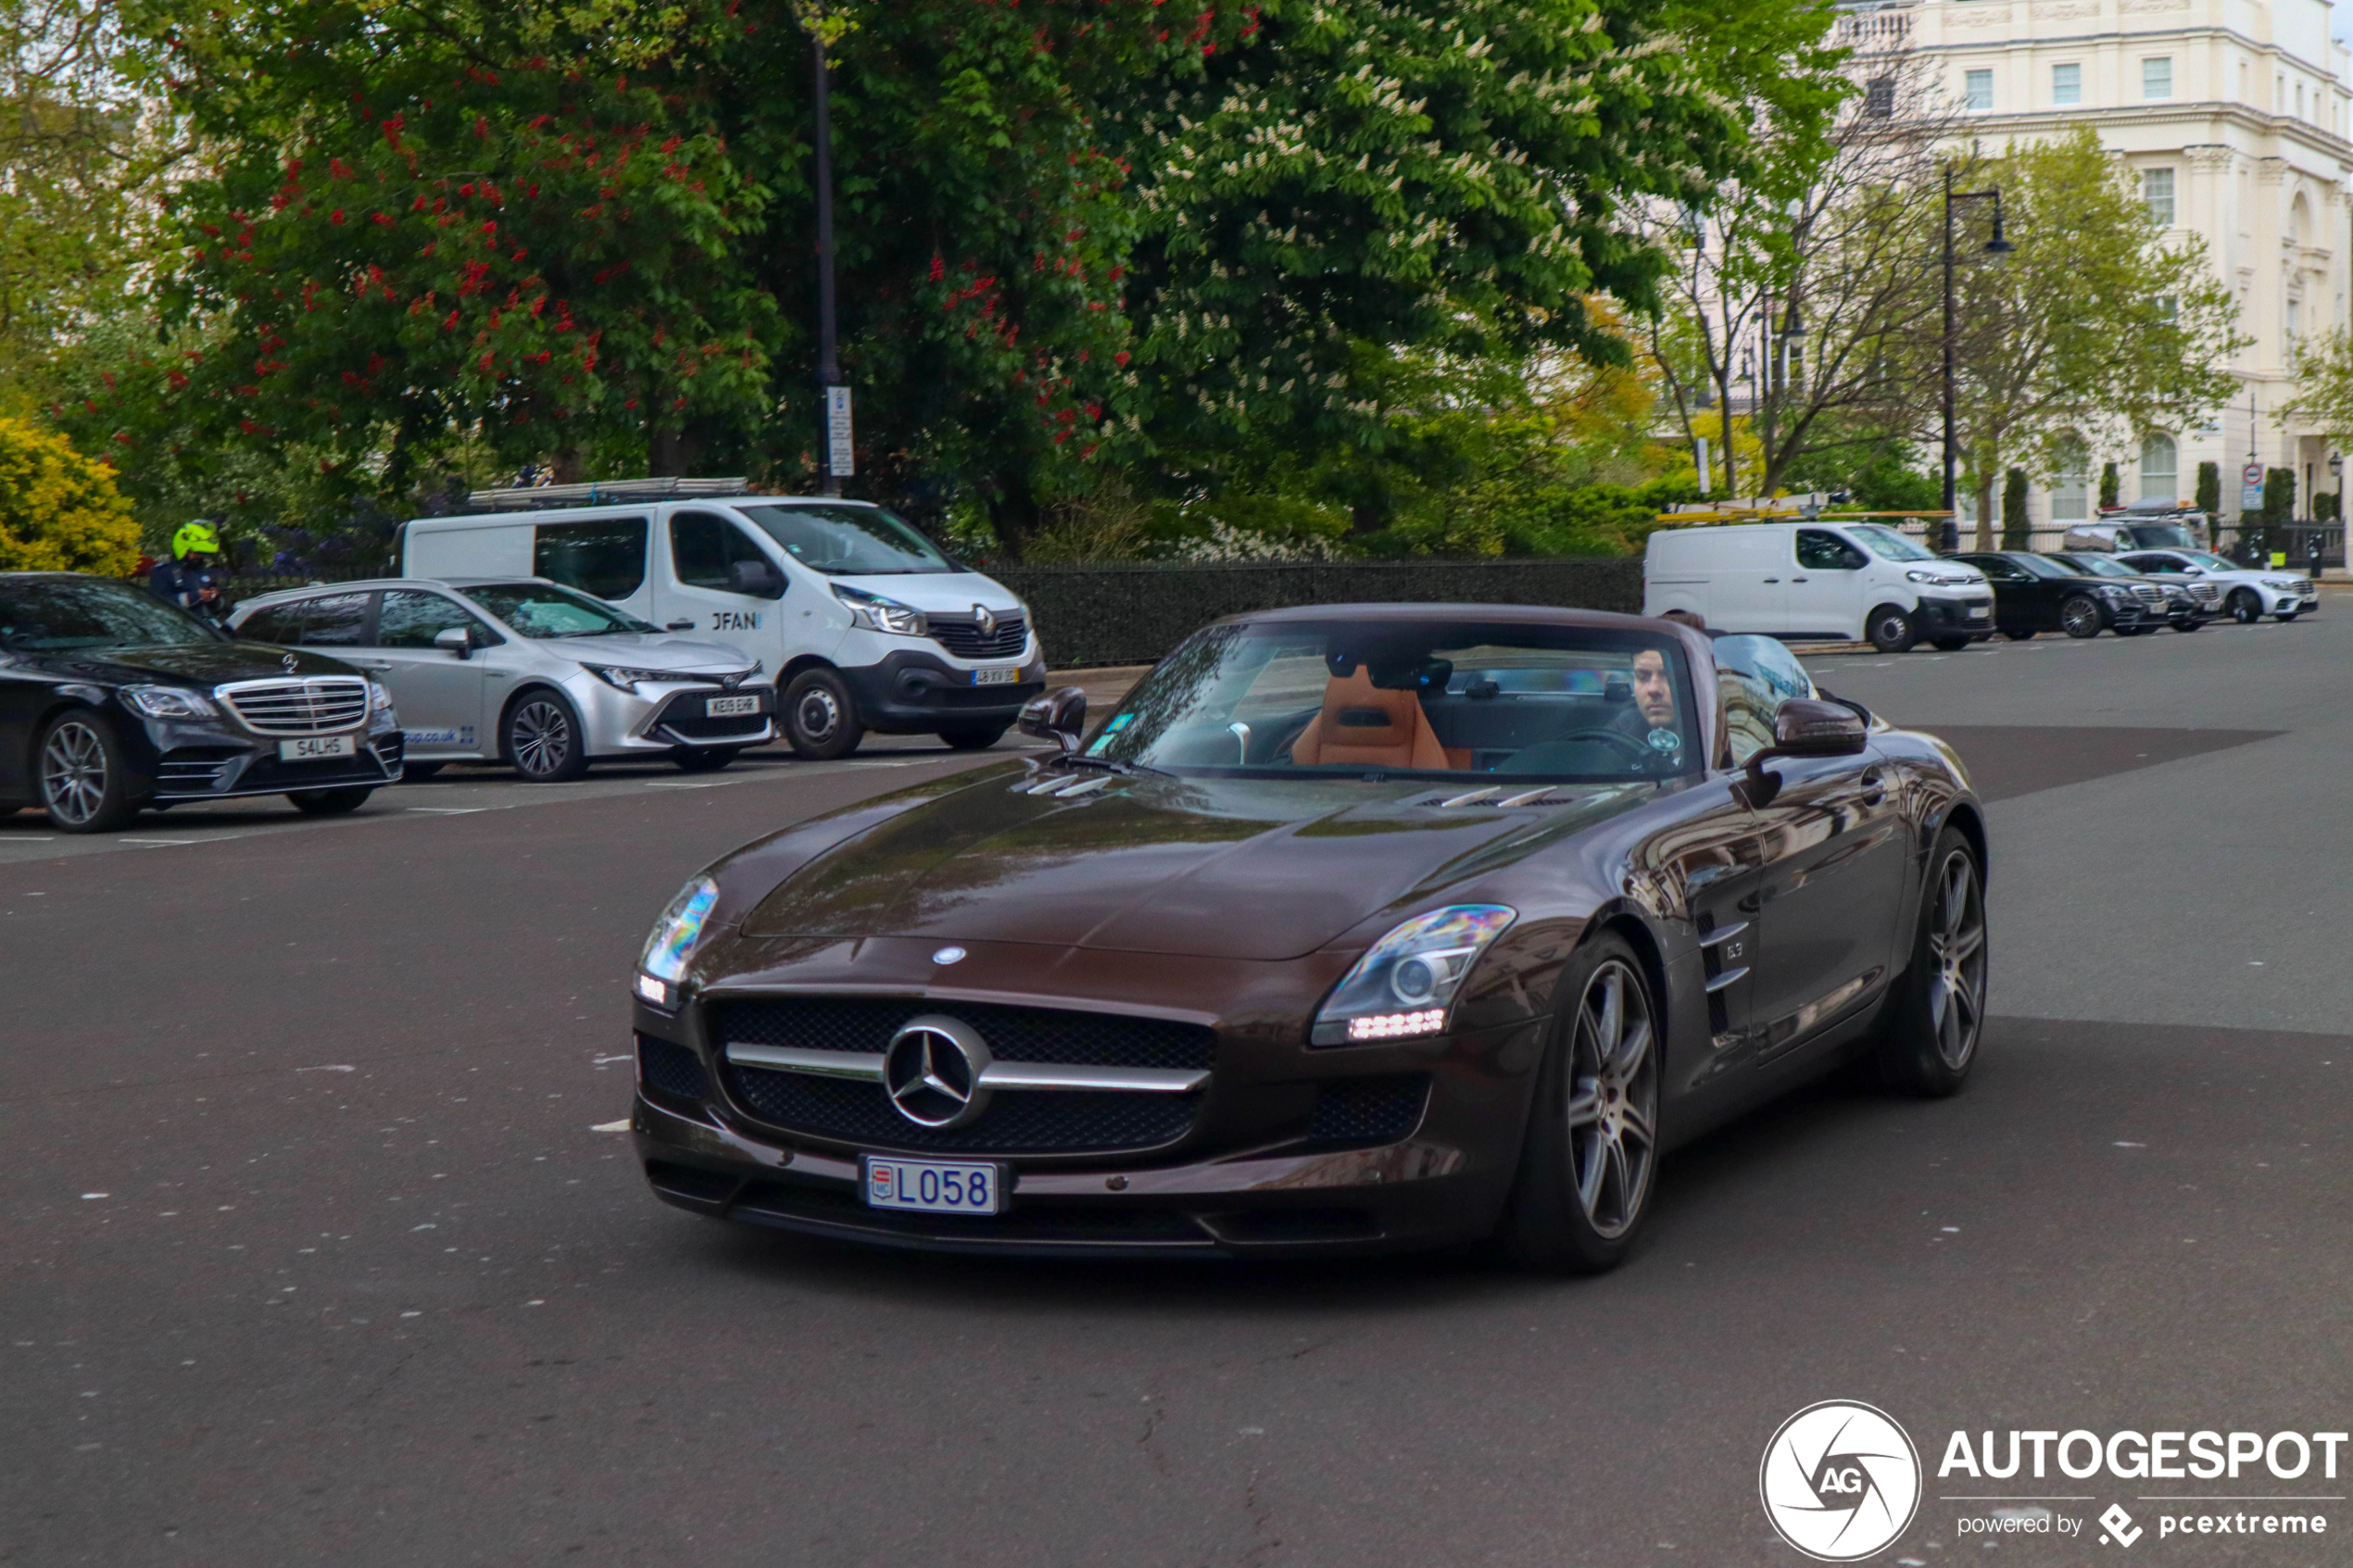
400;480;1044;758
1642;521;1993;652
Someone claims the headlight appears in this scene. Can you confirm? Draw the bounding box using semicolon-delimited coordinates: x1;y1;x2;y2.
636;875;720;1007
833;584;928;636
368;680;395;712
584;664;675;693
122;684;217;719
1906;570;1977;586
1311;905;1516;1046
2095;584;2132;601
2262;578;2296;590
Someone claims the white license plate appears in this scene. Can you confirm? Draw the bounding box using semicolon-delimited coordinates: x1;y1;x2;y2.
704;694;761;718
863;1157;1004;1215
279;734;357;762
971;666;1021;686
1966;607;1989;620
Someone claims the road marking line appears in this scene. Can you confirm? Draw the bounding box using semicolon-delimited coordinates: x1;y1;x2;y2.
590;1119;632;1133
406;807;484;815
120;838;196;847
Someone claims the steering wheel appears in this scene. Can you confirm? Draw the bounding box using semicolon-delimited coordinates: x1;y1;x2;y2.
1550;727;1665;762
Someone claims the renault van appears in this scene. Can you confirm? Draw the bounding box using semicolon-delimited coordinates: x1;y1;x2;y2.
399;481;1045;758
1642;521;1993;652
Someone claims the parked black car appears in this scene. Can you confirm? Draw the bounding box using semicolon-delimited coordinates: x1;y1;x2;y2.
2046;552;2210;631
0;573;404;832
1950;551;2165;639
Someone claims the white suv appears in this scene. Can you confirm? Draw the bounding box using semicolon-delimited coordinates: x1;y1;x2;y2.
2115;549;2317;624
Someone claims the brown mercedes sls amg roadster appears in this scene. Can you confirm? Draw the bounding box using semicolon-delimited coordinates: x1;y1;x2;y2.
628;606;1989;1270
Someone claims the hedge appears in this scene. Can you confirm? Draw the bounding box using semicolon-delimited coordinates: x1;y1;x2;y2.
992;558;1643;668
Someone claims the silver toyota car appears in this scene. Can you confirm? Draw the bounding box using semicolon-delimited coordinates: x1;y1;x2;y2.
229;578;774;781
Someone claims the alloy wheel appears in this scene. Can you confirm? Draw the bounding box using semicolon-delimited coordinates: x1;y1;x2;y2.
2062;597;2100;637
1926;849;1987;1072
510;700;573;777
1563;958;1659;1240
40;721;107;827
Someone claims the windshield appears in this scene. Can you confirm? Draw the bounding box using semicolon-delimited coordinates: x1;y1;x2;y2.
1083;619;1704;783
1845;523;1937;562
2010;555;2076;580
0;578;218;651
2173;551;2235;571
462;582;657;638
736;503;953;576
2057;554;2134;579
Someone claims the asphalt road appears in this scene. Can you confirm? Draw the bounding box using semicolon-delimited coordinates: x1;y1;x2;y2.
5;612;2349;1567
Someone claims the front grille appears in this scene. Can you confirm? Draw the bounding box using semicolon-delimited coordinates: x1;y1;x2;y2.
2190;582;2221;604
713;998;1214;1073
218;677;371;735
2291;578;2313;594
728;1066;1198;1152
2132;584;2164;603
730;1178;1209;1244
1305;1075;1431;1148
928;613;1028;660
639;1035;710;1102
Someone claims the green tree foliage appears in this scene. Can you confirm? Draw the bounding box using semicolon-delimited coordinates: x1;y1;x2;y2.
2000;465;2028;549
0;415;139;571
2100;460;2121;509
2195;459;2219;516
2262;466;2294;526
1951;128;2244;547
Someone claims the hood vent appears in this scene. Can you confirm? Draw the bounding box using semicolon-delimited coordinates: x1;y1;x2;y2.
1416;785;1571;810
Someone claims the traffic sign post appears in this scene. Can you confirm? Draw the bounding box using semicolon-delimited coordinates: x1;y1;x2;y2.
825;385;854;480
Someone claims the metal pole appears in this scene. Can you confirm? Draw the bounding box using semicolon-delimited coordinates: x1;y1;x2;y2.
812;31;843;497
1941;168;1958;553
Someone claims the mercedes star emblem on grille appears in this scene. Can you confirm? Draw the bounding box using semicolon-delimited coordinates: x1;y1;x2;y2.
884;1015;993;1129
282;652;299;672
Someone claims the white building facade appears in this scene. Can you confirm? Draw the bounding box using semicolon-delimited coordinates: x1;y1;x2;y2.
1840;0;2353;523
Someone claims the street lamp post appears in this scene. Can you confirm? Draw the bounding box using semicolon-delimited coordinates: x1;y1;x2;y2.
1942;168;2013;551
811;24;845;497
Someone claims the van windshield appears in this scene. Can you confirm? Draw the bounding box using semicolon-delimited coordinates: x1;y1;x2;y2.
736;504;954;576
1845;523;1937;562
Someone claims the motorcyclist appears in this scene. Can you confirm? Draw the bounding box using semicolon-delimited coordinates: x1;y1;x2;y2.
149;521;226;622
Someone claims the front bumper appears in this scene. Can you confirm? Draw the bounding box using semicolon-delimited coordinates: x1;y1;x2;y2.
628;991;1540;1258
838;648;1049;734
568;677;777;754
1916;596;1994;638
140;710;403;802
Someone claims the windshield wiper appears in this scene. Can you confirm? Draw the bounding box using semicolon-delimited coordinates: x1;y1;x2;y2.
1051;752;1173;780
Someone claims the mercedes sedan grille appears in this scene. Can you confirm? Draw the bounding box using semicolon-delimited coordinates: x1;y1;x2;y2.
216;677;371;735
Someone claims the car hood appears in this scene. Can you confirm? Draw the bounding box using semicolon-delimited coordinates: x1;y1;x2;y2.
9;641;360;684
824;571;1022;616
740;771;1654;960
534;633;755;671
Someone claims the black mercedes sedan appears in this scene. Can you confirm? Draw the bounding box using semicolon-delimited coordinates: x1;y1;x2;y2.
625;606;1991;1272
0;572;404;832
1951;550;2173;639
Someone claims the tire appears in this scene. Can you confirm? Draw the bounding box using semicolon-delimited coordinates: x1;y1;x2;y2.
1865;605;1916;654
1876;827;1988;1098
671;746;742;772
2229;588;2262;624
1495;933;1662;1274
288;785;373;815
36;711;143;833
1930;636;1972;652
937;723;1009;752
783;667;863;760
503;689;591;782
2003;629;2037;642
2060;596;2103;638
401;760;446;781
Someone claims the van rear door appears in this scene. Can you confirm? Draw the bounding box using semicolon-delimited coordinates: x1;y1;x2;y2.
1704;530;1789;633
529;514;653;619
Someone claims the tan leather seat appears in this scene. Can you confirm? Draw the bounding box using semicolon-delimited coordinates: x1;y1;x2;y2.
1290;667;1454;770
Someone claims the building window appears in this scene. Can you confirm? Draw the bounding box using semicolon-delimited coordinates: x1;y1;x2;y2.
2143;168;2175;226
2051;446;2089;522
2140;433;2179;502
2296;83;2306;119
2287;298;2301;345
1865;76;1895;119
2144;57;2173;100
1966;69;1993;112
2053;64;2082;107
2156;295;2180;322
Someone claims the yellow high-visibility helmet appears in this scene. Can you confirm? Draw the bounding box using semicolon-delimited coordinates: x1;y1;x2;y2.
172;521;222;559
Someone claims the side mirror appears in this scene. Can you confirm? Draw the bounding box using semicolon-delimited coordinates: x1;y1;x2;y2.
1738;698;1868;809
433;625;473;661
1018;685;1088;753
725;558;786;600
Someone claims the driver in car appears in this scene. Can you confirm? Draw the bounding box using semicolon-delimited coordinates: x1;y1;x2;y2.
1608;648;1684;759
